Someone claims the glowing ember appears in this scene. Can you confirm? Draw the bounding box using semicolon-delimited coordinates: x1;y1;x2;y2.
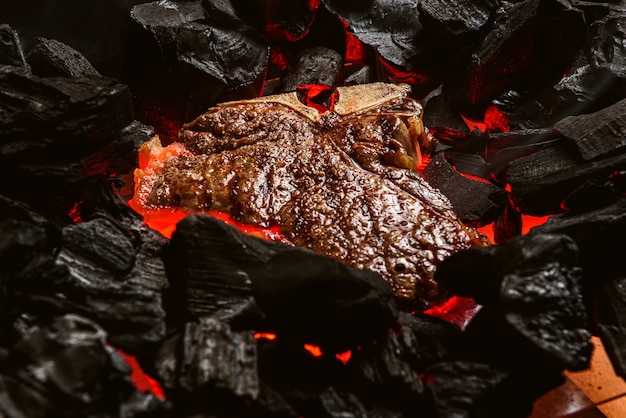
335;350;352;365
303;343;323;357
116;349;166;400
254;332;277;341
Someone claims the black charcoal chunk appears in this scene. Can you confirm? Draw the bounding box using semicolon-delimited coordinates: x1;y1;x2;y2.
123;0;269;122
562;170;626;213
418;0;492;39
0;24;28;68
533;196;626;284
444;0;586;115
422;94;470;134
278;46;344;93
436;233;592;370
166;214;398;351
555;98;626;161
505;143;626;215
424;362;512;418
423;152;507;225
1;314;166;417
179;317;258;397
26;37;100;78
252;248;398;352
398;312;465;369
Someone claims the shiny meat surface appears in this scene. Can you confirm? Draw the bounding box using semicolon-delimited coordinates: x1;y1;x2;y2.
134;84;487;309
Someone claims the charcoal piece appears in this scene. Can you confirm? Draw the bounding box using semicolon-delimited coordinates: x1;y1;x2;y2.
423;361;512;418
3;314;166;417
322;0;441;94
435;233;579;305
445;151;492;180
26;37;100;78
278;46;344;93
587;14;626;77
422;152;507;225
554;98;626;161
251;248;399;353
166;214;399;351
0;24;28;68
422;94;470;134
319;387;369;418
48;207;167;352
436;233;592;370
397;311;465;369
596;276;626;379
533;196;626;284
562;170;626;213
493;201;522;244
178;318;258;397
418;0;492;39
444;0;585;116
551;65;625;119
342;64;375;85
502;262;591;370
488;90;554;131
505;142;626;215
123;0;269;122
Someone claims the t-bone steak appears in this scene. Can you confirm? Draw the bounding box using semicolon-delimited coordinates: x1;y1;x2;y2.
131;83;488;310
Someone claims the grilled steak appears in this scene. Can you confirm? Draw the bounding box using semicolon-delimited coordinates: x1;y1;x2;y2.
131;83;488;309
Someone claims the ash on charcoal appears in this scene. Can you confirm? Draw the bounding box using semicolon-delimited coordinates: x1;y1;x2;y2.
123;0;269;123
0;24;28;68
423;151;507;225
444;0;586;116
554;98;626;161
0;314;167;417
435;233;592;371
26;37;100;78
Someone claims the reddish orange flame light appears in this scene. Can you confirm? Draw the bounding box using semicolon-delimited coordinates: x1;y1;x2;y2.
303;344;323;357
116;349;165;400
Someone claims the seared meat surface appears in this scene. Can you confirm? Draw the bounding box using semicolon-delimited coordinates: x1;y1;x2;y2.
133;83;487;309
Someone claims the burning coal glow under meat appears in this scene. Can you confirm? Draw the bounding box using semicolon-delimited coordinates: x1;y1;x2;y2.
1;0;626;417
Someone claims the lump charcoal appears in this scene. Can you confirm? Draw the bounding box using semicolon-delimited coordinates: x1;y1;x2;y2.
587;13;626;77
251;248;399;353
166;214;398;350
505;142;626;215
123;0;269;122
0;24;28;68
445;151;493;181
533;196;626;285
163;213;275;319
0;67;134;181
54;215;167;352
444;0;585;116
278;46;344;93
26;37;100;78
418;0;493;40
562;170;626;213
178;318;258;397
319;387;369;418
422;94;470;134
342;64;376;86
492;201;523;244
554;97;626;161
397;312;465;369
596;276;626;380
487;90;553;131
422;151;507;225
2;314;166;416
423;361;514;418
322;0;442;94
436;233;592;370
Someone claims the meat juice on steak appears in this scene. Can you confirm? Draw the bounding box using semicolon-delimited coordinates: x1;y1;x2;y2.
131;83;488;310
